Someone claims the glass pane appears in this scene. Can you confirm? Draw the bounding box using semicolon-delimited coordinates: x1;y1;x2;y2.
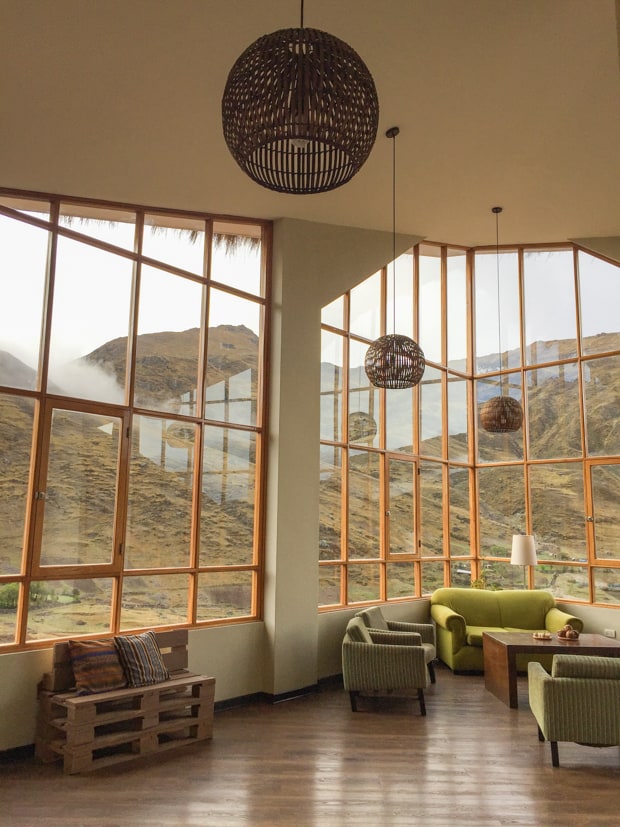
583;356;620;456
477;465;524;558
386;387;413;454
388;460;415;555
125;415;194;570
535;564;590;601
321;296;344;329
387;252;414;338
39;410;121;567
120;573;189;629
593;567;620;605
348;450;380;559
201;426;256;566
449;466;471;555
196;570;253;620
579;251;620;355
0;582;20;643
475;250;520;373
59;204;136;250
319;446;342;561
0;215;48;390
49;236;133;404
212;223;262;296
134;265;202;414
318;564;341;606
0;394;35;574
523;250;577;364
419;366;442;457
420;560;446;594
450;561;471;587
418;248;441;364
419;461;443;556
447;376;468;461
349;271;381;340
447;249;467;370
320;330;343;442
205;290;261;426
526;364;581;459
530;463;586;562
387;561;414;599
591;464;620;561
348;339;379;449
26;578;113;640
476;378;523;463
347;562;380;603
143;214;206;275
481;560;524;590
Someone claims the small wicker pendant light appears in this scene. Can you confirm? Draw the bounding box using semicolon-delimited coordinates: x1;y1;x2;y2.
221;0;379;194
479;207;523;433
364;127;425;390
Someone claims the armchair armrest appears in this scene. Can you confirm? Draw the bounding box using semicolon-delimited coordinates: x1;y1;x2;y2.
368;629;422;646
544;607;584;633
342;641;429;690
430;603;466;651
387;620;435;646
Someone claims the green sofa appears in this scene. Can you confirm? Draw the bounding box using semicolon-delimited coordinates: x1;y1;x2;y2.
430;588;583;672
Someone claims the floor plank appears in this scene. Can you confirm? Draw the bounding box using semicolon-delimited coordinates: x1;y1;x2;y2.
2;665;619;826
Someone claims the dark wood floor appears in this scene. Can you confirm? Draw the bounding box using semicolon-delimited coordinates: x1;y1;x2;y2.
3;665;620;826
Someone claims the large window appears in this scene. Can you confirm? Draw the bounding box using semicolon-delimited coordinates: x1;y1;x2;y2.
0;190;270;649
320;241;620;609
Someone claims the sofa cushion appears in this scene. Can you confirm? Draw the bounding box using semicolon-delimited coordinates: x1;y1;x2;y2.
431;588;502;627
356;606;389;631
114;631;170;687
466;626;507;647
346;617;373;644
498;590;555;629
552;654;620;680
68;638;127;695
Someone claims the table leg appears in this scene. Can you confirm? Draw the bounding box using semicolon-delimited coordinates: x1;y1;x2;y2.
483;636;519;708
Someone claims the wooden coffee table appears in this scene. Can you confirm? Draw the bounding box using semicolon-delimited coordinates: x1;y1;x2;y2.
482;631;620;708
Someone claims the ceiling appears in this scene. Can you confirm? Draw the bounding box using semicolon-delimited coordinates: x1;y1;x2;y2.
1;0;619;247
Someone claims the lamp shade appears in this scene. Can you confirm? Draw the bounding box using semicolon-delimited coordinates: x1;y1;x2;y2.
510;534;537;566
480;395;523;433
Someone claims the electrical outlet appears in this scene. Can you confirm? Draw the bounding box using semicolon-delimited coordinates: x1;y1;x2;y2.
603;628;616;638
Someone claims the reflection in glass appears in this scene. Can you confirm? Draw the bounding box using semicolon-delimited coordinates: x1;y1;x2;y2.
583;356;620;456
349;271;381;340
419;367;442;457
530;463;585;562
201;426;256;566
418;250;441;364
206;290;260;426
387;562;415;598
447;250;467;369
348;339;379;448
320;330;343;442
448;377;468;461
526;364;581;459
420;560;445;594
212;223;262;296
319;446;342;561
593;567;620;605
0;216;48;390
125;415;194;570
348;450;380;559
120;573;189;629
476;378;523;463
60;204;136;250
197;570;253;620
535;564;589;602
40;410;121;567
143;214;206;275
319;564;341;606
450;561;471;587
26;579;114;640
386;387;413;453
449;466;471;556
474;250;520;373
347;562;380;603
478;465;524;559
388;460;415;555
419;461;443;556
523;250;576;365
0;394;34;574
579;251;620;355
590;464;620;560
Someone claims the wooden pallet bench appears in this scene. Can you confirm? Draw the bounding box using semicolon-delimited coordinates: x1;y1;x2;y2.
35;629;215;774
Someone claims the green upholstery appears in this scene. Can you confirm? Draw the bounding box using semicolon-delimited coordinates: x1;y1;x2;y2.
355;606;437;683
342;617;430;714
528;655;620;767
430;588;583;672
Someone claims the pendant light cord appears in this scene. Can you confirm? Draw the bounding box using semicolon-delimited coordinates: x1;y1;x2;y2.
386;127;400;335
300;0;304;28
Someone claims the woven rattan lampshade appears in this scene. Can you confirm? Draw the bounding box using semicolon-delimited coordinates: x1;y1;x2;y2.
479;395;523;433
221;16;378;194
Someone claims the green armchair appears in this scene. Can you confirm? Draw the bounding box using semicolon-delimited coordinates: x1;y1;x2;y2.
528;654;620;767
342;616;430;714
355;606;437;683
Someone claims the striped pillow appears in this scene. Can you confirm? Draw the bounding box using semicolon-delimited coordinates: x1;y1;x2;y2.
114;631;170;687
68;638;127;695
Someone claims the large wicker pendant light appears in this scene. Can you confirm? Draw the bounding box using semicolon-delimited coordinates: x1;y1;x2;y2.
364;127;425;390
479;207;523;433
221;0;379;195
